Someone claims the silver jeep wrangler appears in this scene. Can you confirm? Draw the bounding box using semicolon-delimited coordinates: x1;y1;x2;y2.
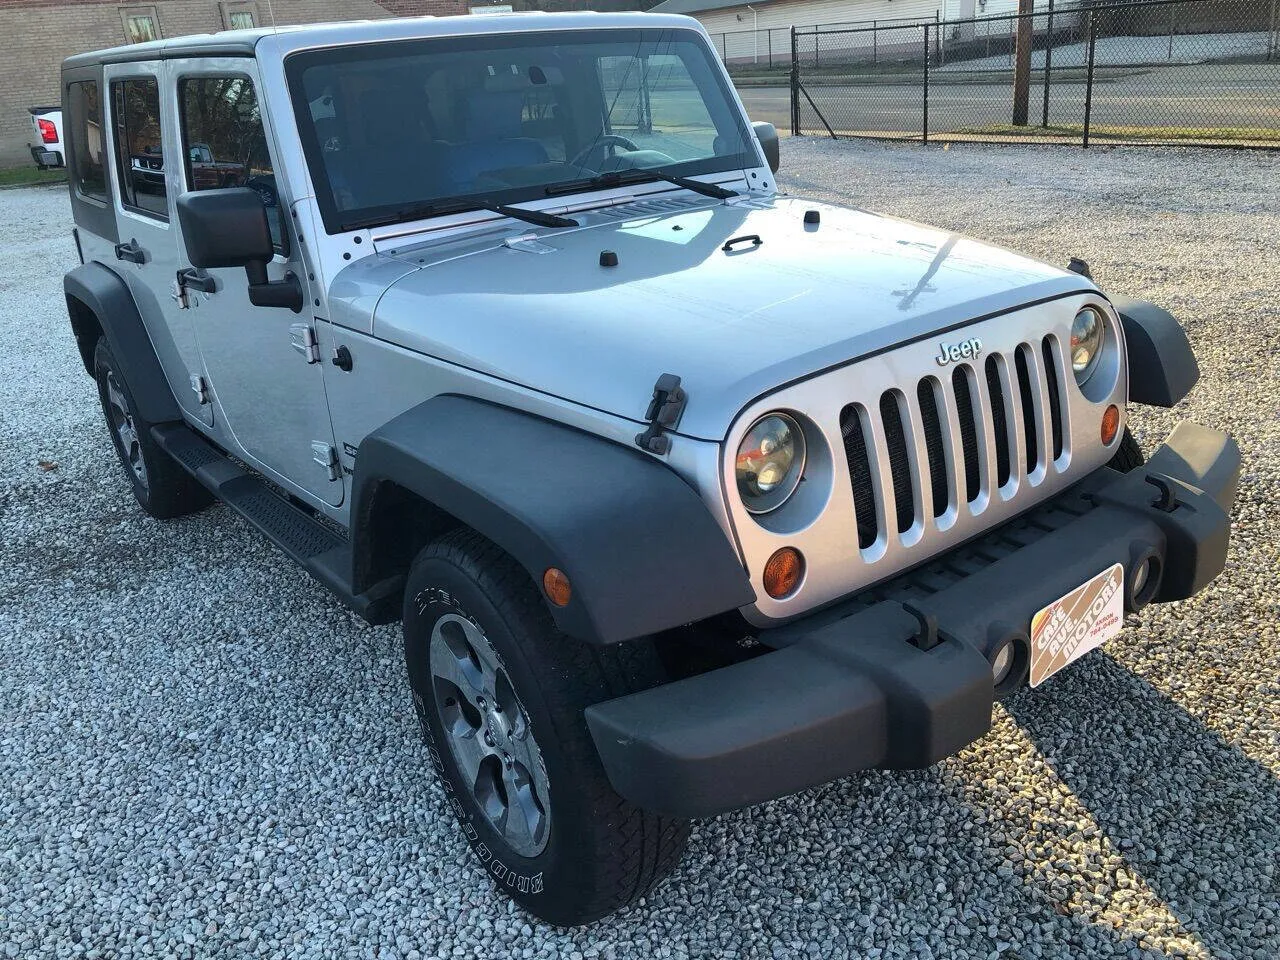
61;12;1239;926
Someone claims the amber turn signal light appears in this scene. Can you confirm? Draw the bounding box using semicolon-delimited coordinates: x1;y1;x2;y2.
543;567;572;607
762;547;804;599
1101;404;1120;446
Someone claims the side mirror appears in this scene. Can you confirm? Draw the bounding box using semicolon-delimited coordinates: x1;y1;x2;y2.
175;187;302;312
752;121;780;174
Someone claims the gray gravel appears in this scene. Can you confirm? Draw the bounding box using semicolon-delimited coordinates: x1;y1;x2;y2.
2;140;1279;959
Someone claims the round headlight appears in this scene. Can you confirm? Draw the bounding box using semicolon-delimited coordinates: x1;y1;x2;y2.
736;413;806;514
1071;307;1104;384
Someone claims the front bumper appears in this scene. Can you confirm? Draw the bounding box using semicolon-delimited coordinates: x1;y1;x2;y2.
585;421;1240;818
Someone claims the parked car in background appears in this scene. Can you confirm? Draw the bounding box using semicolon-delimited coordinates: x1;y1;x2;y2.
28;106;64;169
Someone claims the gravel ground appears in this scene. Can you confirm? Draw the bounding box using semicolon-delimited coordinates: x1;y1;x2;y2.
2;141;1279;960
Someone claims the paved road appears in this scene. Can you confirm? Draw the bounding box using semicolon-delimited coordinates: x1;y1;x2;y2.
736;63;1280;136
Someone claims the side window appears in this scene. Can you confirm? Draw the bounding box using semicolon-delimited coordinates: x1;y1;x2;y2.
67;80;108;203
111;76;167;220
598;54;719;161
178;76;284;251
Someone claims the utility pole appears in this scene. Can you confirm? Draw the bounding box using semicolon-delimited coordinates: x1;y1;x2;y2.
1011;0;1034;126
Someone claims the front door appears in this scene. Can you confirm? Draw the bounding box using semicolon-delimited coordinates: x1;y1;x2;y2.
168;59;343;507
101;62;212;427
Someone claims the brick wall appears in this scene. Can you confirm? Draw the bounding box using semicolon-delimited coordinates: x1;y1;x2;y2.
0;0;467;168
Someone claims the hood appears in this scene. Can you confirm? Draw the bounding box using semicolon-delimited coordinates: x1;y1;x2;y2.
369;195;1092;440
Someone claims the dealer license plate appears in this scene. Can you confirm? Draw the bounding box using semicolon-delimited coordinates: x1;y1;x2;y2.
1029;563;1125;687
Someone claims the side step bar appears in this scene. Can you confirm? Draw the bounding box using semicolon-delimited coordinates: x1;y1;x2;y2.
151;423;402;624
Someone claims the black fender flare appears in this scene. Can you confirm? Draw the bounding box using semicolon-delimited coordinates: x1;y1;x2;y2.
1112;297;1200;407
351;395;756;645
64;261;180;423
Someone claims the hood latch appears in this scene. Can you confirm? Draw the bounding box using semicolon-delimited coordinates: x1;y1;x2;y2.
635;374;686;456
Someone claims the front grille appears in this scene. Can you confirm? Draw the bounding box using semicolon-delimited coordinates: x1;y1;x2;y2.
839;337;1071;550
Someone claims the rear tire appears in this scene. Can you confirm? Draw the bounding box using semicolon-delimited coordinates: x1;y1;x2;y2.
403;528;689;926
93;338;212;519
1107;427;1144;473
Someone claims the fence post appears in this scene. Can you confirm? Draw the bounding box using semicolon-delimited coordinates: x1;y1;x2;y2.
923;21;931;143
873;20;878;65
1168;1;1176;61
790;26;800;136
768;29;773;68
1083;10;1097;148
935;11;942;66
1042;0;1055;127
1269;0;1277;61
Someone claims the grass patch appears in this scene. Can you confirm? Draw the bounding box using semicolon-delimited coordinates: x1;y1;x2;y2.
0;166;68;189
952;123;1280;143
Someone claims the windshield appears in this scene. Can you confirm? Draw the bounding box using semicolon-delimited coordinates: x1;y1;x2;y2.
285;28;756;233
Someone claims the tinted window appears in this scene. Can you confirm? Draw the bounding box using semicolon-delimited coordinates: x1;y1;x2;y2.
67;81;108;203
178;76;284;250
111;76;167;219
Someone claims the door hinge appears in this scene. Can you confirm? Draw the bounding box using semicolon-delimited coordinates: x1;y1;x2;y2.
190;375;209;405
290;323;320;364
311;442;340;481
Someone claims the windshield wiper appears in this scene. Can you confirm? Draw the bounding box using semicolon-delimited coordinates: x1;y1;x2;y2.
340;197;578;233
545;166;738;201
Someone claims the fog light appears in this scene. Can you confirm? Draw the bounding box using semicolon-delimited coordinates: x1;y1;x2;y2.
1101;404;1120;445
762;547;804;599
991;642;1015;685
1132;558;1150;596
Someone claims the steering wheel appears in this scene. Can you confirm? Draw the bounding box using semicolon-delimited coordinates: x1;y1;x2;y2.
569;134;640;171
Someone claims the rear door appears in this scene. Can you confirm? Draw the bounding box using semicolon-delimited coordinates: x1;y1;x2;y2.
169;58;342;507
101;61;212;427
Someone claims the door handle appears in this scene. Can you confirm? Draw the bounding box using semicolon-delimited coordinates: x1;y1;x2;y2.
176;267;217;294
114;238;147;264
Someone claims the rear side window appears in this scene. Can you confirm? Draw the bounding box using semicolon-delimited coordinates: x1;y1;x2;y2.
178;75;284;251
67;80;108;203
111;76;168;220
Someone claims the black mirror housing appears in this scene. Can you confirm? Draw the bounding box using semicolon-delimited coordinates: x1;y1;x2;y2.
752;121;780;174
176;187;274;268
176;187;302;312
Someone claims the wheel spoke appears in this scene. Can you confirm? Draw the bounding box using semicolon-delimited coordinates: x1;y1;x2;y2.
501;759;547;852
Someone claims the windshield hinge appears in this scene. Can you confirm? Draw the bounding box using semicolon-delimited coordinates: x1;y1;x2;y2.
635;374;686;455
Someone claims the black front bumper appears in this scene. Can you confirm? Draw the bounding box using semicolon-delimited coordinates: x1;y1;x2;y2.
585;421;1240;818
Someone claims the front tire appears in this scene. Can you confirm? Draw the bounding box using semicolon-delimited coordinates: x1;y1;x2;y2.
93;339;212;519
403;529;689;926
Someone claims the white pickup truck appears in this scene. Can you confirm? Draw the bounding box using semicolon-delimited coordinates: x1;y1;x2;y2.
28;105;65;169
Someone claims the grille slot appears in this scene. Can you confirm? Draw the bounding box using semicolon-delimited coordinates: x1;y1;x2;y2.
839;404;878;549
952;365;981;503
985;355;1011;489
1042;335;1065;460
917;379;949;518
879;391;915;534
1015;345;1038;474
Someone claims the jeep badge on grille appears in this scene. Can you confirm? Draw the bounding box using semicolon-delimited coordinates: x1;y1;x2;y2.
935;337;983;366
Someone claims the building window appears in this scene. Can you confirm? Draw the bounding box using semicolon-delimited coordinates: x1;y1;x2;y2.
111;76;168;220
120;6;161;44
219;2;259;30
67;81;108;203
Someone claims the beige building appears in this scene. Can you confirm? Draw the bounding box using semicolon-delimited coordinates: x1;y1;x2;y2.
0;0;469;168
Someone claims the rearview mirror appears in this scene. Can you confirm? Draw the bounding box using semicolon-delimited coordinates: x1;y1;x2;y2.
752;121;780;174
176;187;302;312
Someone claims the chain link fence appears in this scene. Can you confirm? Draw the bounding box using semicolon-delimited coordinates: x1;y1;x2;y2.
759;0;1279;146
